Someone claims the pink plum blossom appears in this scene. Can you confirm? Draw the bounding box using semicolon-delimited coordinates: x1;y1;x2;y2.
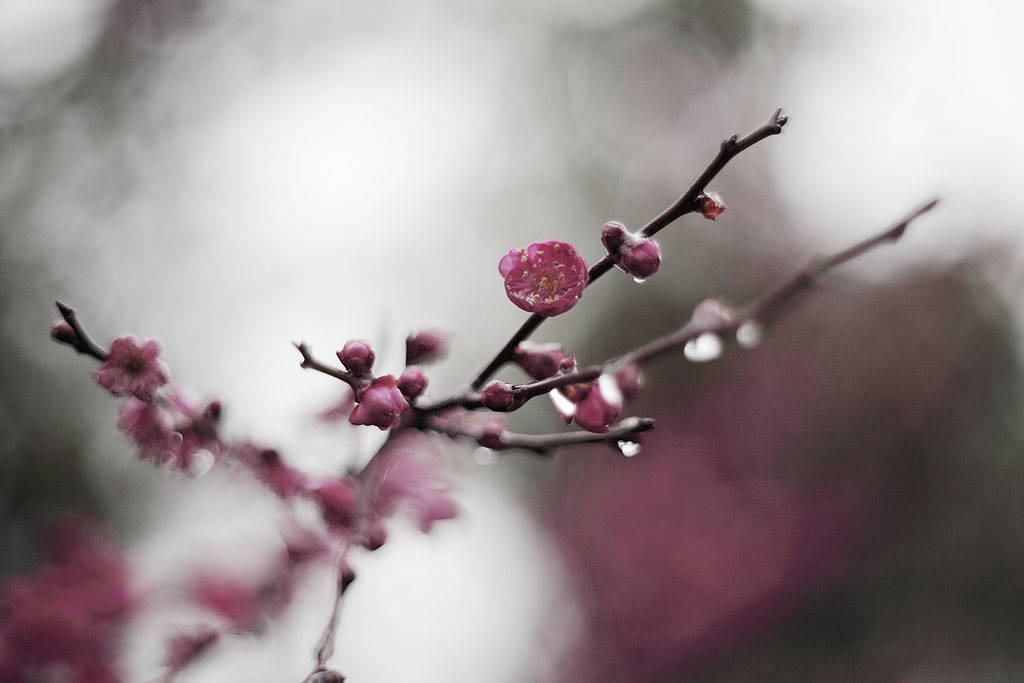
119;398;175;463
93;335;168;401
349;375;409;430
360;433;458;534
313;477;360;530
498;241;588;316
574;376;623;433
0;519;133;682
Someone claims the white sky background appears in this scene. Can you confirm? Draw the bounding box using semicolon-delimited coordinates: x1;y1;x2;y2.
2;0;1024;681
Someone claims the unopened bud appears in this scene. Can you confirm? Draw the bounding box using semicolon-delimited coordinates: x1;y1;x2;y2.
600;221;628;251
364;521;387;551
406;328;449;364
601;221;662;280
397;365;428;400
337;338;375;376
513;341;565;380
615;364;643;399
475;415;507;449
50;320;82;348
574;376;623;434
480;380;515;412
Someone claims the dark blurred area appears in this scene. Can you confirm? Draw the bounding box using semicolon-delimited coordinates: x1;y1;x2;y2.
2;0;1024;681
547;265;1024;681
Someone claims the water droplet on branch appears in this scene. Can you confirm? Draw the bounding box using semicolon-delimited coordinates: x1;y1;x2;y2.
736;320;764;348
473;447;498;466
683;332;723;362
616;440;641;457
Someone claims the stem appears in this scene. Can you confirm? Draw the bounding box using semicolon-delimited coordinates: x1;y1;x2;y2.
54;301;108;361
425;414;656;456
498;417;656;455
465;108;788;391
463;198;939;412
294;342;366;390
310;562;356;677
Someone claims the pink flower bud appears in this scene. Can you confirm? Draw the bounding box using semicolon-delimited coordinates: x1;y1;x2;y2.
601;221;662;280
364;520;387;550
93;335;169;402
574;376;623;434
406;329;449;364
349;375;409;430
513;341;565;380
600;221;628;251
397;365;428;400
313;477;359;530
498;241;588;316
615;363;643;399
475;415;508;449
480;380;515;412
50;320;82;347
337;338;375;375
691;297;735;328
697;192;725;220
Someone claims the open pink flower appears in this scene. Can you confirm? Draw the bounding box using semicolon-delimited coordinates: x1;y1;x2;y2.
94;335;168;401
498;241;588;316
360;433;458;534
0;519;133;681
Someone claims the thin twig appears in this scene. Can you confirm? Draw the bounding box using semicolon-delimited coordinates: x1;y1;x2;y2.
308;562;356;680
446;198;939;412
465;108;788;392
294;342;365;390
54;301;108;360
425;414;656;456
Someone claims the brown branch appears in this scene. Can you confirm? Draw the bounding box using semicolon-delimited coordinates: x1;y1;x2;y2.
425;414;656;456
305;562;356;683
447;198;939;413
465;108;788;392
294;342;365;390
53;301;108;361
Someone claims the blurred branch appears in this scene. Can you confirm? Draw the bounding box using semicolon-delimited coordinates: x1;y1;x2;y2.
426;414;656;456
444;198;939;412
306;562;356;683
465;108;788;392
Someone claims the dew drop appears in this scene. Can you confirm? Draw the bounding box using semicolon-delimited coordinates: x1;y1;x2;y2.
473;447;499;466
617;440;641;457
633;276;646;284
187;449;216;477
683;332;723;362
736;320;764;348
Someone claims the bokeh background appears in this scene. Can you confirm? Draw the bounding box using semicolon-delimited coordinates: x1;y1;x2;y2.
2;0;1024;681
